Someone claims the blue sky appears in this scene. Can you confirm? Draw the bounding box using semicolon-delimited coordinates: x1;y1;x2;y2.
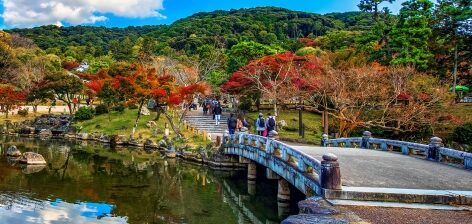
0;0;406;29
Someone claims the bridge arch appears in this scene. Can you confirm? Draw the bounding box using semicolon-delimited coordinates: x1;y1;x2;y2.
222;132;340;197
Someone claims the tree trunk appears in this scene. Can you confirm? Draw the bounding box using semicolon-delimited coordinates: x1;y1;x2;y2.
67;103;73;115
132;100;145;137
163;110;182;138
5;108;9;118
452;44;458;95
107;105;111;122
33;105;38;113
179;103;192;123
273;101;278;117
154;106;162;121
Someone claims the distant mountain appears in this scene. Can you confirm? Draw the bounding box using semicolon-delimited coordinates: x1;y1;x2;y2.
7;7;372;55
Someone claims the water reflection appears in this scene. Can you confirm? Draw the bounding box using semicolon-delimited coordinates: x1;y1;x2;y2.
0;136;301;223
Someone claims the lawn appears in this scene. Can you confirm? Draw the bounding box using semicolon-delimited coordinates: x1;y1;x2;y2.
246;110;323;144
74;108;211;149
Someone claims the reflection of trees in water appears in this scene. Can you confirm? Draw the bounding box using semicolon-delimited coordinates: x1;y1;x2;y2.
0;137;288;223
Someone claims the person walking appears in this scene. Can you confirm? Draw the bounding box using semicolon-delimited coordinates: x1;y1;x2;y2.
255;113;266;136
236;116;243;132
266;113;276;133
202;100;208;115
213;102;222;125
227;113;237;135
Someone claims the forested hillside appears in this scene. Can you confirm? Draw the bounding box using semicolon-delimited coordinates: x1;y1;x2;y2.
7;7;370;55
1;2;471;146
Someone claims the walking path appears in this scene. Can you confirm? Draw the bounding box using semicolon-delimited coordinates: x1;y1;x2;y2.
183;106;229;139
291;145;472;190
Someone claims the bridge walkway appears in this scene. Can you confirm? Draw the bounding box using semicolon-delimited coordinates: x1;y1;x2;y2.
290;145;472;191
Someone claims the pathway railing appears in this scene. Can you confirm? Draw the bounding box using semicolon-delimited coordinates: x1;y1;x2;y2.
222;131;341;196
321;131;472;170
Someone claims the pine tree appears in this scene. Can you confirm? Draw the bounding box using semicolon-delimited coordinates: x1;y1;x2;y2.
390;0;434;70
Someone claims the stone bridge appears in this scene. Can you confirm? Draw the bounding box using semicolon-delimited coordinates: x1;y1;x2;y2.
222;131;472;207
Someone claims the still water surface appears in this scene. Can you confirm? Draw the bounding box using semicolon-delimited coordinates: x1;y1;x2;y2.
0;137;302;223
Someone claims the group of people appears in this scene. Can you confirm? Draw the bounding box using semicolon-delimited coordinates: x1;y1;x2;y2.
201;98;223;125
227;112;276;136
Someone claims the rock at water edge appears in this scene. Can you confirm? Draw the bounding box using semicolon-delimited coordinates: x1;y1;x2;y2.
6;145;22;157
20;152;47;165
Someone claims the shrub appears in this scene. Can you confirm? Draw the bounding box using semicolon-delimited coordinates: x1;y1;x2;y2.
238;97;252;111
75;107;95;121
452;122;472;145
17;108;29;117
113;103;125;112
95;104;108;115
128;104;138;110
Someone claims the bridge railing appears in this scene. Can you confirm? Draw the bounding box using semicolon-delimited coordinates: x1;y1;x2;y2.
227;132;322;178
223;131;342;195
322;131;472;170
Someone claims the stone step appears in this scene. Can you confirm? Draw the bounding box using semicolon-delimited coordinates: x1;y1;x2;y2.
324;187;472;206
327;199;472;211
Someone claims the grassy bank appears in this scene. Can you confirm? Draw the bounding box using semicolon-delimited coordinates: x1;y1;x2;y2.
74;108;211;149
246;110;323;144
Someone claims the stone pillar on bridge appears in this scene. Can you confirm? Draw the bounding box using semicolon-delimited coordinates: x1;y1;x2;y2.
277;179;290;202
321;133;329;147
361;131;372;149
248;162;257;181
268;130;279;140
320;153;342;190
277;201;290;219
247;162;257;195
428;137;443;161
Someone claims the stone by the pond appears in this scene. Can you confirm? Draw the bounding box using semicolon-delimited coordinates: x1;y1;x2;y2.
22;165;46;174
39;129;52;137
146;121;157;128
140;107;150;116
166;151;177;158
6;145;21;157
19;152;47;165
144;139;158;149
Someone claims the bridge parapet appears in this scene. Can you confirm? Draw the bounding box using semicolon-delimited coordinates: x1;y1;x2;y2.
322;132;472;170
223;132;340;196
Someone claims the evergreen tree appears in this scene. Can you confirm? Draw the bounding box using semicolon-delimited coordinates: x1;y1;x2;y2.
390;0;434;70
432;0;472;89
358;0;396;21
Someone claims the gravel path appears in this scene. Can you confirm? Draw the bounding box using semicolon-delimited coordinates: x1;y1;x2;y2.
341;206;472;224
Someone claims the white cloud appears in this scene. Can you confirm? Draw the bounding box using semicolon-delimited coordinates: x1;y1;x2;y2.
1;0;166;28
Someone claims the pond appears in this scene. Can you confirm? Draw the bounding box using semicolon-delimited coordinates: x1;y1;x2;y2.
0;137;304;224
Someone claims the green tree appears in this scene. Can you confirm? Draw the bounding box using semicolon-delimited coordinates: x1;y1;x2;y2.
295;47;325;56
226;41;284;73
358;0;396;21
317;30;361;51
98;81;121;121
110;37;134;61
44;72;84;114
432;0;472;90
390;0;434;70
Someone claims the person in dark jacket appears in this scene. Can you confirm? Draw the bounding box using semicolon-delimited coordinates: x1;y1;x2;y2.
213;102;222;125
227;113;237;134
266;113;276;132
255;113;265;136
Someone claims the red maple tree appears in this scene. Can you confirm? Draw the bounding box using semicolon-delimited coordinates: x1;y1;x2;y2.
221;52;322;115
0;84;27;118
